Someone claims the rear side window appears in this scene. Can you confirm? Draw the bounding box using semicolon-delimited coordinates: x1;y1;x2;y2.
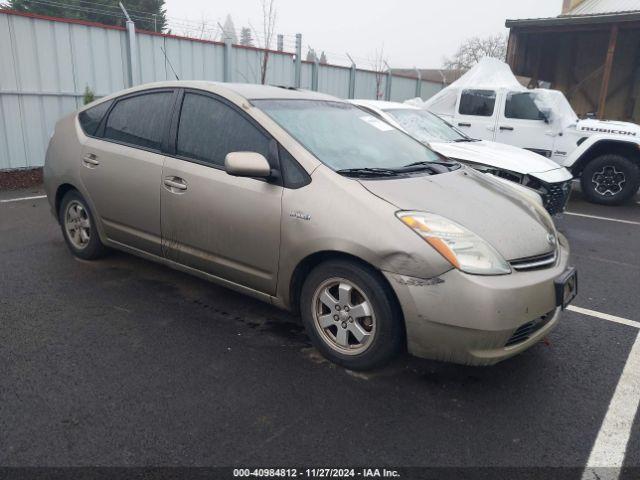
176;92;270;167
104;92;173;150
459;89;496;117
505;92;545;120
79;100;112;136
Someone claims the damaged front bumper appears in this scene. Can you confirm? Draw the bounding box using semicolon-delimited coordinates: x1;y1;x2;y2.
384;239;571;366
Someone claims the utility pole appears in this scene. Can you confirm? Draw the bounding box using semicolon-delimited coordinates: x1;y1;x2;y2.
294;33;302;88
347;53;356;99
384;60;392;101
219;21;232;83
120;2;138;87
414;67;422;98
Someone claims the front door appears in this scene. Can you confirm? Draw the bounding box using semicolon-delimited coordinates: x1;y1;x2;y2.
80;90;175;255
494;91;556;158
454;89;498;141
161;91;283;295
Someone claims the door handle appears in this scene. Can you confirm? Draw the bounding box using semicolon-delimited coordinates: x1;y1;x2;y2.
458;122;471;127
163;177;187;192
500;126;514;131
82;153;100;166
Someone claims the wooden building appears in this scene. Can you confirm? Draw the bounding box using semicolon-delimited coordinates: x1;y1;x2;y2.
506;0;640;122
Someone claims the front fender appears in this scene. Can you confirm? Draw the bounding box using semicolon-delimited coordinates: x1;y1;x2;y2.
565;135;640;171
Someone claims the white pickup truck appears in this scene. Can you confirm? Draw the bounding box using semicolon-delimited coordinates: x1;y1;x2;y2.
419;59;640;205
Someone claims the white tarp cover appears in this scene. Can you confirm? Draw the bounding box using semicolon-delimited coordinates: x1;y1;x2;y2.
406;57;579;131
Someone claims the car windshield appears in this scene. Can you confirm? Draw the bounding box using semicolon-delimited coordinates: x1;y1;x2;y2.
385;108;469;143
252;99;452;174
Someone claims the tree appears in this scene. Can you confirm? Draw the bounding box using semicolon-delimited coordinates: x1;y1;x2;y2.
252;0;277;84
442;34;507;70
369;45;388;100
319;51;327;64
83;85;95;105
4;0;167;32
239;26;254;47
306;47;317;62
222;14;238;44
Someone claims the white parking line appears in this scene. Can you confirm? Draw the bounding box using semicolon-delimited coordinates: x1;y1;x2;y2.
582;331;640;480
565;212;640;226
0;195;46;204
568;305;640;330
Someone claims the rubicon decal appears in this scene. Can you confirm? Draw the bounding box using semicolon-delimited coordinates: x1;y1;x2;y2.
579;126;637;136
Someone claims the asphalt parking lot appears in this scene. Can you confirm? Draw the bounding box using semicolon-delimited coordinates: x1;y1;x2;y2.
1;185;639;478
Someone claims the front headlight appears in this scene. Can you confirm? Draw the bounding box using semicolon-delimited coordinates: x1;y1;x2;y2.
397;211;511;275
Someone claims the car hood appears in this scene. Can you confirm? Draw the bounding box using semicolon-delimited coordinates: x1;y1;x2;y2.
574;118;640;138
430;140;563;175
359;168;556;261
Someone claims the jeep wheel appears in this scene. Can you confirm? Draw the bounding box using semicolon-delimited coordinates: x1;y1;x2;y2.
580;154;640;205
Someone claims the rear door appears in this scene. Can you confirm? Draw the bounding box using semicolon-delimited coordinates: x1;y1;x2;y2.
494;90;555;158
454;89;498;140
160;90;283;295
80;89;176;255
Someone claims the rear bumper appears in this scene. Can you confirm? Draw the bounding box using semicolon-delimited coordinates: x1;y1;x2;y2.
384;240;571;366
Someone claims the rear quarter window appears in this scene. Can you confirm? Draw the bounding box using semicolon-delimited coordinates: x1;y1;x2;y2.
104;92;173;151
78;100;112;136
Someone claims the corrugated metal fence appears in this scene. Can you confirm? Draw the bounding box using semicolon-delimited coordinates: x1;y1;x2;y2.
0;9;442;171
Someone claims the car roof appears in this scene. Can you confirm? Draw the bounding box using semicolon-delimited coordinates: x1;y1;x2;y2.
350;99;419;111
82;81;341;112
222;83;338;101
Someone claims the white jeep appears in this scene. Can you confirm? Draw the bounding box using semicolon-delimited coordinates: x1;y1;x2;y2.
418;58;640;205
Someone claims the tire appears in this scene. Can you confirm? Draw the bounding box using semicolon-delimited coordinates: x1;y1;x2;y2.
580;154;640;205
58;190;108;260
299;259;404;371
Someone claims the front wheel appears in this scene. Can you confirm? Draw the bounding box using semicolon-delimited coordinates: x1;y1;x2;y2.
299;260;404;371
580;154;640;205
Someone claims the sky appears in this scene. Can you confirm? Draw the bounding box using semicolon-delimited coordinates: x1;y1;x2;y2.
164;0;561;69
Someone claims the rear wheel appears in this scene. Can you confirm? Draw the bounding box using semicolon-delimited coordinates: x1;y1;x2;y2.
300;259;404;371
59;190;108;260
580;154;640;205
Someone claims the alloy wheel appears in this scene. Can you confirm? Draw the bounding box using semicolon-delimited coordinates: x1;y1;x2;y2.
311;278;376;355
592;165;626;196
65;200;91;249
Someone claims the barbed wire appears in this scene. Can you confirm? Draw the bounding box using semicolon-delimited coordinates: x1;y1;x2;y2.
18;0;386;66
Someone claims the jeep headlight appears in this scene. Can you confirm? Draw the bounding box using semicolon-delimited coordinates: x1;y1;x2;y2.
397;211;511;275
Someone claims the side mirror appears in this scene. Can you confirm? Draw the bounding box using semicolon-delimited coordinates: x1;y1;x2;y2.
540;107;552;124
225;152;272;178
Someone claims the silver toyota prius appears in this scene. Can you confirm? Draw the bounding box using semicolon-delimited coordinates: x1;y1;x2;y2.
44;81;578;371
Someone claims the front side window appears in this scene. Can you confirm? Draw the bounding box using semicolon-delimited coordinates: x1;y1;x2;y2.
104;92;173;150
459;89;496;117
252;100;445;172
505;92;546;120
177;93;270;167
79;100;112;136
385;108;468;143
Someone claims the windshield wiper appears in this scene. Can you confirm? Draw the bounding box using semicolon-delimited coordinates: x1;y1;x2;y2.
336;167;400;177
453;138;479;142
401;160;457;170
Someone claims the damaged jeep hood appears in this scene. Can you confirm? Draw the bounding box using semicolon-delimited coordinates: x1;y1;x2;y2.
359;168;556;261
